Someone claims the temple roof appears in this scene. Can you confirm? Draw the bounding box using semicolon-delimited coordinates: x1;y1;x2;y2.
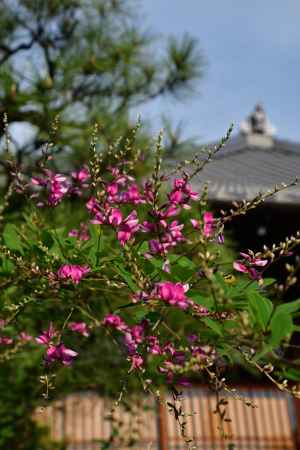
166;104;300;205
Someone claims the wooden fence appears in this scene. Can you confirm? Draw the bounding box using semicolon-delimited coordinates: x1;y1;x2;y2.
35;386;300;450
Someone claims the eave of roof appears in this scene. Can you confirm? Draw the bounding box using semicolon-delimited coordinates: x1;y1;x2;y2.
165;133;300;205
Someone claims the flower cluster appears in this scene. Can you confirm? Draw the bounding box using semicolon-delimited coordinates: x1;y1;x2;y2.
233;251;268;279
57;264;90;284
103;313;214;384
133;281;209;316
31;167;90;206
6;137;298;424
35;322;83;366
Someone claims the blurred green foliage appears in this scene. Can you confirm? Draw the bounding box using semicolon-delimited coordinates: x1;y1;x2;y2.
0;0;204;186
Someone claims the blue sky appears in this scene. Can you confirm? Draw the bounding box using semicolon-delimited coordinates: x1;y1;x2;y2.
135;1;300;143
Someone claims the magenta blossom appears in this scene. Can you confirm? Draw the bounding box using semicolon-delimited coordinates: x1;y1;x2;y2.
57;264;90;284
233;252;268;279
68;322;90;337
147;336;161;355
45;343;78;366
19;332;33;342
129;354;144;371
32;170;69;206
86;197;100;214
203;212;214;237
36;322;57;346
156;281;189;310
108;208;123;226
103;314;127;331
117;210;139;246
68;223;90;241
123;320;148;354
0;336;13;345
169;178;199;207
177;377;192;387
191;211;215;238
120;183;144;204
71;166;90;183
143;220;185;263
107;182;119;197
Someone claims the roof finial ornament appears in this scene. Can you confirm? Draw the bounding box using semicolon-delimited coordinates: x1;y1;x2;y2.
240;103;276;137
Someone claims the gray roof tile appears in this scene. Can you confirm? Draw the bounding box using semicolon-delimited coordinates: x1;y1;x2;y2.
166;133;300;204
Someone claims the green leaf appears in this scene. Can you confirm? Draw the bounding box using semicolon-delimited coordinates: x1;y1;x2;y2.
135;311;162;325
281;367;300;382
248;291;273;331
114;262;138;292
269;312;293;346
187;291;214;310
0;257;15;274
203;317;223;336
3;224;24;254
41;230;54;248
223;320;240;332
262;278;276;287
175;256;196;270
275;299;300;315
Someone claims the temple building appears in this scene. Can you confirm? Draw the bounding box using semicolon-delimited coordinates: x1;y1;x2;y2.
167;104;300;252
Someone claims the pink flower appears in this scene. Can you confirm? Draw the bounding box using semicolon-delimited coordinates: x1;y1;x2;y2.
144;181;155;202
108;208;123;226
45;343;78;366
144;220;185;261
187;334;198;344
68;322;90;337
191;346;207;358
169;178;199;206
0;336;13;345
162;259;171;273
147;336;161;355
71;166;90;183
47;172;69;206
117;210;139;246
19;332;33;342
177;378;191;387
129;354;144;371
169;190;184;204
162;342;176;356
110;167;133;186
173;351;186;365
217;233;225;244
191;212;215;238
173;178;186;190
233;252;268;279
203;212;214;237
68;223;90;241
156;281;189;310
141;221;156;233
191;218;200;230
86;197;100;214
161;205;180;219
31;170;69;206
147;239;165;256
120;184;144;204
107;182;118;196
31;176;47;187
130;324;146;343
57;264;90;284
103;314;127;331
124;332;138;354
123;321;148;354
36;323;57;346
